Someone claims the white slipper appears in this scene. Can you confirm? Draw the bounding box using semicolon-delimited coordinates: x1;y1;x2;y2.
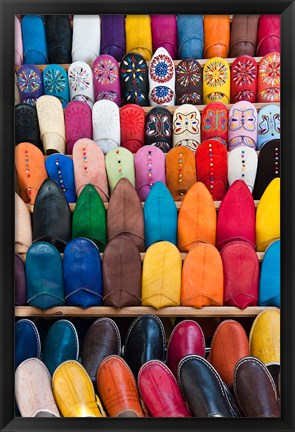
148;47;175;106
172;104;201;152
92;100;120;154
15;193;32;253
72;15;101;66
228;146;258;192
36;95;66;154
68;61;94;108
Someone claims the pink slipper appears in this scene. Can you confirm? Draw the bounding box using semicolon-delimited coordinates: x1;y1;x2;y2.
65;101;93;154
93;54;121;106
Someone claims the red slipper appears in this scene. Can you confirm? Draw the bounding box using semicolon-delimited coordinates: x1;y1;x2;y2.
120;104;145;153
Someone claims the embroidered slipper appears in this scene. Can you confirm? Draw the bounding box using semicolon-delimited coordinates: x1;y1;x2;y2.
93;54;121;106
15;73;20;105
201;102;228;146
100;15;126;61
15;254;27;306
203;58;230;104
259;240;280;307
21;15;48;64
257;15;280;57
135;145;166;201
15;320;41;369
68;61;94;108
15;16;23;65
120;104;145;153
257;52;280;102
228;101;258;151
253;139;280;200
257;104;280;149
125;15;152;61
72;15;101;65
231;55;258;104
203;15;230;58
45;15;72;64
106;147;135;193
145;107;173;152
43;64;70;108
229;15;259;58
65;101;93;154
120;52;149;106
45;154;77;203
17;64;44;106
228;147;258;192
15;142;47;204
92;100;120;154
151;15;177;59
166;147;197;200
175;59;202;105
15;358;60;417
36;95;66;154
172;104;201;151
72;138;109;201
15;103;42;150
195;139;228;201
149;47;175;106
15;193;32;253
177;15;204;59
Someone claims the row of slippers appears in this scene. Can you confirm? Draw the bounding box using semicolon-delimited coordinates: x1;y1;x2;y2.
15;15;280;65
16;235;280;310
15;98;281;154
15;51;281;109
15;310;280;417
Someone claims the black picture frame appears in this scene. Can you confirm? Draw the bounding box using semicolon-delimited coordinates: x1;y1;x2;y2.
1;0;294;431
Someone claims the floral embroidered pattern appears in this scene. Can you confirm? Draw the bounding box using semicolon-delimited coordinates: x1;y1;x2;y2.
229;136;256;149
259;53;280;87
44;69;66;94
150;86;174;105
22;97;37;106
125;89;146;104
96;90;118;102
146;114;171;137
234;90;255;101
69;66;91;92
258;113;280;135
120;55;147;85
204;61;229;88
202;109;227;133
259;87;280;102
232;59;257;86
176;61;201;87
18;68;42;93
150;54;174;83
179;92;201;105
229;108;256;132
93;58;118;85
206;92;225;101
173;112;199;135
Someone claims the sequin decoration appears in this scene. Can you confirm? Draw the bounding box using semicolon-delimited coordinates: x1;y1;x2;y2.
232;59;257;86
150;54;174;83
259;53;280;87
96;90;118;102
94;58;118;85
150;86;174;104
68;66;91;92
120;55;147;85
204;61;228;88
18;68;42;94
176;61;201;87
44;69;66;94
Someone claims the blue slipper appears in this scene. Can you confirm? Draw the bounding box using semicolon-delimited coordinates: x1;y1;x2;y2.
259;240;280;307
22;15;48;64
15;319;41;369
43;64;70;108
45;154;76;203
177;15;204;59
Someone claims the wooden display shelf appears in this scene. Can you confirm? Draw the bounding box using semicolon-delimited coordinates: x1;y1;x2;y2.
15;305;268;318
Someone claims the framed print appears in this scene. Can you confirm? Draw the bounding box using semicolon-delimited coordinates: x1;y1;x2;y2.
1;0;295;431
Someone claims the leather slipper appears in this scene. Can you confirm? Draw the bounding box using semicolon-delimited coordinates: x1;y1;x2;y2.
21;15;48;64
45;154;76;203
203;58;230;104
68;61;94;108
228;101;258;151
43;64;70;108
204;15;230;58
120;52;149;106
145;107;173;152
15;16;23;65
138;360;191;417
173;104;201;151
72;15;101;65
257;52;280;102
26;242;65;310
201;101;228;145
125;15;152;61
229;15;259;57
92;100;120;154
15;319;41;369
15;254;27;306
107;177;144;251
65;101;93;154
15;193;32;253
15;142;47;204
149;47;175;106
15;358;60;417
100;15;126;62
177;15;204;59
166;147;196;201
42;320;79;375
106;147;135;193
63;238;103;307
36;95;66;154
93;54;121;106
17;64;44;106
231;55;258;103
175;59;202;105
257;15;280;57
45;15;72;64
253;139;280;199
228;146;258;192
33;178;72;251
151;15;177;59
15;103;42;150
120;104;145;153
259;240;280;307
257;104;280;149
72;138;109;201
